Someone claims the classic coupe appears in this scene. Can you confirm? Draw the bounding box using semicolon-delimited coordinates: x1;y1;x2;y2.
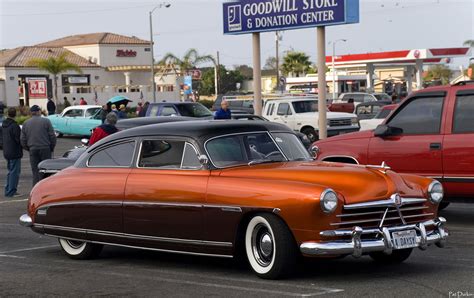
48;105;102;137
20;121;448;279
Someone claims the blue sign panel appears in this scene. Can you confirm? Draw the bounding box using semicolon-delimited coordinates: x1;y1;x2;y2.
223;0;359;35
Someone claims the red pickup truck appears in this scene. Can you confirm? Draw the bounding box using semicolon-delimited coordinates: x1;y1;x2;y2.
312;82;474;204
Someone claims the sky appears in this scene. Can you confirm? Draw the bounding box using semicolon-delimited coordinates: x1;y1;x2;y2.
0;0;473;69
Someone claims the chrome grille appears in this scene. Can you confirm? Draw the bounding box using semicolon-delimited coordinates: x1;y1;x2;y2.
332;198;433;229
328;118;352;127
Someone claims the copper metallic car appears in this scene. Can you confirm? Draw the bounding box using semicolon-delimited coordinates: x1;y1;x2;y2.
20;121;448;279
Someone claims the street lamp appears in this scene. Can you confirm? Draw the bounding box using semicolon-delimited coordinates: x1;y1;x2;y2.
329;39;347;100
149;2;171;103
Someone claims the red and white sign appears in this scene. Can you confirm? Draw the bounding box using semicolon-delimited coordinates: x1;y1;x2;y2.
27;78;47;98
116;50;137;57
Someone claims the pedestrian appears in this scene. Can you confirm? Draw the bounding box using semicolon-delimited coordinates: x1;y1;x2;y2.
2;108;23;197
72;97;77;106
79;97;88;105
99;105;108;123
18;102;28;116
111;104;119;116
47;97;56;115
138;101;149;117
214;100;232;120
88;112;118;146
118;104;128;119
20;105;57;186
136;102;143;116
64;96;71;108
0;101;4;122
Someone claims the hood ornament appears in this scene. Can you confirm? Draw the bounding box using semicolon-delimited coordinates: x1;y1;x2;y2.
366;161;391;174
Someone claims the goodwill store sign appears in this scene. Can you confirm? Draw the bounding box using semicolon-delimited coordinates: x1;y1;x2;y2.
223;0;359;35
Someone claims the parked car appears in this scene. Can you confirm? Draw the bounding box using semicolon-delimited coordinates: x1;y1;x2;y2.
21;120;448;279
146;102;213;119
312;83;474;205
336;92;391;107
264;96;359;142
356;101;394;120
212;92;253;111
48;105;102;137
359;104;397;131
328;101;355;113
37;116;193;180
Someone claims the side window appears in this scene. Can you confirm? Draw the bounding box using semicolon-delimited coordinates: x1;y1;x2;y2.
88;141;135;167
138;140;200;169
64;109;83;117
267;103;275;115
242;100;253;108
363;94;375;102
453;93;474;133
85;108;100;117
388;96;444;135
277;103;291;116
206;135;245;167
229;101;243;108
353;94;365;103
148;105;159;117
161;106;177;116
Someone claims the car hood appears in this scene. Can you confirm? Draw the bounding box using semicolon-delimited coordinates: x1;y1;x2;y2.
38;158;75;171
218;161;424;204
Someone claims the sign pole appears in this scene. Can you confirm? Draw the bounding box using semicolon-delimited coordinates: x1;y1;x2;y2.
252;32;263;116
317;27;328;140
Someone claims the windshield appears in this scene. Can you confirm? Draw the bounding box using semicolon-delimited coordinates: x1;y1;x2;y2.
374;94;391;101
292;100;319;113
206;132;311;168
176;103;212;118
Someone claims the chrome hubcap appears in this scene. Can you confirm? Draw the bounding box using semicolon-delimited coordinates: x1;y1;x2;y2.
66;240;84;249
251;224;274;267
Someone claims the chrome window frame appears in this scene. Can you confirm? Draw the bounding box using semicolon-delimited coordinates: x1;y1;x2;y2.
86;139;137;168
204;131;291;169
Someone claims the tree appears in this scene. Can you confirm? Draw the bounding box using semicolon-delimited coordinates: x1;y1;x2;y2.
264;56;277;70
234;64;253;79
198;65;244;96
159;48;215;75
424;65;453;85
463;40;474;47
26;52;82;103
281;51;312;77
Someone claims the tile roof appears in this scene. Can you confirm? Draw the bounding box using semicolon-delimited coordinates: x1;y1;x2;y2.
36;32;149;47
0;47;99;68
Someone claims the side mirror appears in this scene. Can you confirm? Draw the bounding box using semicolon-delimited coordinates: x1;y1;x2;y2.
81;138;89;146
374;124;402;138
198;154;209;166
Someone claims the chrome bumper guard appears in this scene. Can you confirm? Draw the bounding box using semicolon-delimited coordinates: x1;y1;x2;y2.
19;214;33;227
300;217;448;257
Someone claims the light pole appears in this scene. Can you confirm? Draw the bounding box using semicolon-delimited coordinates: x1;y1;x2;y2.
330;39;347;100
149;2;171;103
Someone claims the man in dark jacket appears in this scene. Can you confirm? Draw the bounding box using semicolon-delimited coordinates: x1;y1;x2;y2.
2;108;23;197
89;112;118;145
21;105;57;186
214;100;232;120
47;97;56;115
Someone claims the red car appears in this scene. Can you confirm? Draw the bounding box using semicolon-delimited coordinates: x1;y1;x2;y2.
312;82;474;205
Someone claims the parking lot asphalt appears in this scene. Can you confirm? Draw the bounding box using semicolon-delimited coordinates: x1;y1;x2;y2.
0;137;473;297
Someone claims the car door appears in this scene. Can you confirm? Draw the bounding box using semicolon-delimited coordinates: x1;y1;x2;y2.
368;91;446;177
79;108;102;136
274;102;294;128
442;88;474;197
124;138;209;245
64;108;84;135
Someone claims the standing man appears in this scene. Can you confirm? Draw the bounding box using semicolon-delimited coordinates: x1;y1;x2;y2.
72;97;77;106
21;105;57;186
79;97;88;105
2;108;23;197
214;100;232;120
47;97;56;115
63;96;71;108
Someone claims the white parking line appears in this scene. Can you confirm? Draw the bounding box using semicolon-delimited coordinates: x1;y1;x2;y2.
0;245;58;255
0;254;25;259
0;199;28;204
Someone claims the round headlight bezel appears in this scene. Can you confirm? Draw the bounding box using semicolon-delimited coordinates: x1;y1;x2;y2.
428;181;444;204
320;189;338;214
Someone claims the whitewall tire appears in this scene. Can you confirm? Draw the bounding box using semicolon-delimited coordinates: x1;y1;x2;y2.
58;238;103;260
245;214;297;279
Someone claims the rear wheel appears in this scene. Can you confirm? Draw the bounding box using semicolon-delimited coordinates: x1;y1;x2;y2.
369;248;413;264
58;238;103;260
301;127;318;143
245;214;297;279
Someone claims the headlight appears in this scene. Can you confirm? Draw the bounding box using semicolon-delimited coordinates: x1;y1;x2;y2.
310;145;319;159
351;118;359;126
320;189;338;213
428;181;444;204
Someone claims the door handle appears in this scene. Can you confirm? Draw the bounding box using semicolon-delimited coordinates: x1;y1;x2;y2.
430;143;442;150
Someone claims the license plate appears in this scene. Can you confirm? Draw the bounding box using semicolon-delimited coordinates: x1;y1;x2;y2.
392;230;418;250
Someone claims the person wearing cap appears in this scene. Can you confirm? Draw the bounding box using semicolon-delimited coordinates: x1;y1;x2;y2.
2;107;23;197
89;112;119;146
118;104;128;119
21;105;57;186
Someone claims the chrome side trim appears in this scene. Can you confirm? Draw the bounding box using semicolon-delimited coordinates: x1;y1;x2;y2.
343;197;427;210
321;155;359;165
39;169;60;174
220;206;243;213
37;224;233;248
337;206;428;218
45;234;233;259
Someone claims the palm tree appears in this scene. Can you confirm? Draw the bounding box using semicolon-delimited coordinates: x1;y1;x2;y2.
281;51;312;77
27;52;82;104
464;40;474;47
159;48;215;75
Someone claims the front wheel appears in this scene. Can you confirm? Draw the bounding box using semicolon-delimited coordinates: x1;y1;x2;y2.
301;127;318;143
369;248;413;264
58;238;103;260
245;214;298;279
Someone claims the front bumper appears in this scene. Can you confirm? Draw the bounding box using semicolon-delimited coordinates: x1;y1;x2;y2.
300;217;448;257
19;214;33;227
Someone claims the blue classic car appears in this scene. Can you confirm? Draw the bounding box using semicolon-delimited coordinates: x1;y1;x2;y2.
48;105;102;137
